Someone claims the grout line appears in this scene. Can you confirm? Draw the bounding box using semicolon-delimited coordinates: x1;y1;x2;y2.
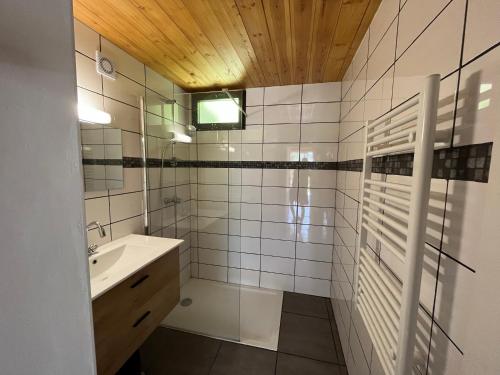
450;0;469;148
207;341;223;374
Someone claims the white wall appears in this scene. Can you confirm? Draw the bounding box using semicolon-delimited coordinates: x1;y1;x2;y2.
74;19;192;286
189;83;341;297
0;1;96;374
334;0;500;374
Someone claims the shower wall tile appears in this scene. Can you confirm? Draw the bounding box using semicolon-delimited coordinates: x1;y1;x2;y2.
462;0;500;63
74;19;99;58
75;20;192;286
101;37;145;84
336;0;500;373
192;82;340;297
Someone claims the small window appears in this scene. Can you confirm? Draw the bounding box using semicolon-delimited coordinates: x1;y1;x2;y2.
192;90;246;131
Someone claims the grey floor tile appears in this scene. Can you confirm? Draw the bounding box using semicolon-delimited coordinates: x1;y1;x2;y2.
278;312;339;363
282;292;330;319
140;328;221;375
209;342;276;375
276;353;348;375
330;315;346;365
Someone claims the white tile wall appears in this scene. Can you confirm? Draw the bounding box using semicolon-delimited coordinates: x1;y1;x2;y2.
336;1;500;374
191;82;340;297
74;19;192;286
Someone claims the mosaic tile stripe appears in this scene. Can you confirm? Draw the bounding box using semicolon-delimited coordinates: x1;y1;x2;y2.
82;158;124;166
338;142;492;183
371;142;493;182
103;143;493;183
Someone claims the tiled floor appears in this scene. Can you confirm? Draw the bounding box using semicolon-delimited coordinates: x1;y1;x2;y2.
136;292;348;375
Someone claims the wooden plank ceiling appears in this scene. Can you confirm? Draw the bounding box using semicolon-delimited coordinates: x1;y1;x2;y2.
74;0;381;90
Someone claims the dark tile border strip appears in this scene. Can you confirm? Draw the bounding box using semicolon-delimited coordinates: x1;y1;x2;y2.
86;143;493;183
82;158;123;166
336;142;493;183
370;142;492;183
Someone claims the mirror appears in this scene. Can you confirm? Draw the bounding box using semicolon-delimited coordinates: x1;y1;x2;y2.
80;124;124;191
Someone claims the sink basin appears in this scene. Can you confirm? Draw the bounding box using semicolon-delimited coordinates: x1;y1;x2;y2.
88;234;183;300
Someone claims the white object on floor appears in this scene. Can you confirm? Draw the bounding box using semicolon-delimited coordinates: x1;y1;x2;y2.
161;278;283;351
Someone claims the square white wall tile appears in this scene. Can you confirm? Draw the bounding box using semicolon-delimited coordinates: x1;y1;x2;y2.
197;144;229;161
198;168;228;185
109;191;143;223
264;104;301;124
198;248;227;267
111;215;144;240
263;123;300;143
198;233;228;251
263;144;300;161
366;20;397;85
298;188;335;208
295;259;331;280
294;277;331;297
85;197;110;225
261;222;296;241
103;98;141;133
396;0;451;58
301;102;341;123
145;67;173;99
300;123;339;143
198;264;227;282
296;224;334;245
75;53;102;93
264;84;302;105
262;169;297;187
101;38;145;84
196;130;229;144
463;0;500;63
246;87;264;106
302;82;341;103
241;169;262;186
261;239;295;258
198;184;228;202
453;48;499;147
299;170;337;189
103;73;144;108
296;242;333;262
260;272;294;292
368;0;399;55
262;204;296;224
262;187;297;205
242;125;263;143
300;143;338;162
241;236;261;254
74;19;99;58
242;144;263;161
246;106;264;125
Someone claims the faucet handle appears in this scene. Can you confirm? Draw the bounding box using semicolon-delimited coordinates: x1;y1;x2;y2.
88;244;99;256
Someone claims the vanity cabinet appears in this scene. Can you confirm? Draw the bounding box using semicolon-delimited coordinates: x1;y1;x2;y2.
92;247;180;375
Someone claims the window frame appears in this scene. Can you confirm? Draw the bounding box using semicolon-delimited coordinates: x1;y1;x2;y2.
191;90;246;131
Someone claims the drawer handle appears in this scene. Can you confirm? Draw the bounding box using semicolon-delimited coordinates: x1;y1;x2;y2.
132;311;151;328
130;274;149;289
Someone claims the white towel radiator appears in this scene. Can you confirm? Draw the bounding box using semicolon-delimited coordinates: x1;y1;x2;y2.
354;74;441;375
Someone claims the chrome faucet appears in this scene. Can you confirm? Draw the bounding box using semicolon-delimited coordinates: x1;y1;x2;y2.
86;221;106;256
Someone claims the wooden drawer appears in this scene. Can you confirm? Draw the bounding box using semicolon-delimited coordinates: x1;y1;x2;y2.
93;247;180;375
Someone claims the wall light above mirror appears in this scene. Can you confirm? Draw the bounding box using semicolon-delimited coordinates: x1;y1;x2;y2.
78;103;111;125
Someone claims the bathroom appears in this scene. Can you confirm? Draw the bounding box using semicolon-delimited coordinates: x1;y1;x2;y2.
1;0;499;374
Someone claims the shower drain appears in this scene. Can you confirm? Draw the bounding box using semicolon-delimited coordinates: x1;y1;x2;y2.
180;298;192;307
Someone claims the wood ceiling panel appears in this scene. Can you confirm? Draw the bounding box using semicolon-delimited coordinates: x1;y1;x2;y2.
73;0;381;90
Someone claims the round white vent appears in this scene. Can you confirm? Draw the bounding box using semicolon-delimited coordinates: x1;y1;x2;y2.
95;51;116;80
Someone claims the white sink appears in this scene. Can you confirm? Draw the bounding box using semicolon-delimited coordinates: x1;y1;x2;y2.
88;234;183;300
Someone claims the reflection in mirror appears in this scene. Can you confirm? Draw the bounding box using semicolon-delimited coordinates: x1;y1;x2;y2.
80;124;123;192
